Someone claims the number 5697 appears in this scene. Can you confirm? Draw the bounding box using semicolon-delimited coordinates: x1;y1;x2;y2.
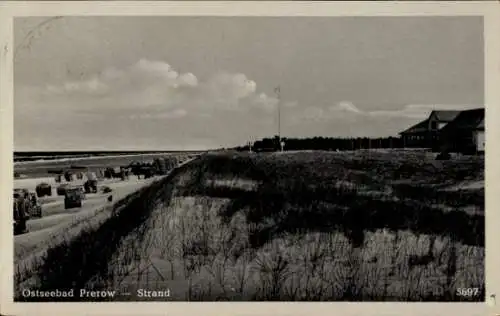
456;288;480;297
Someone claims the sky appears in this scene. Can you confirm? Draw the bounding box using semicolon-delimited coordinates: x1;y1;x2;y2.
14;16;484;151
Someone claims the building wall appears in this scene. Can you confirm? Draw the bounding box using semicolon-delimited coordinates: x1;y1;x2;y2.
402;133;427;148
428;117;437;130
441;130;480;154
402;132;443;149
475;130;485;152
427;115;447;150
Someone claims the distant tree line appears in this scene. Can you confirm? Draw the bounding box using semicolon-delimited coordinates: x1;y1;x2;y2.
233;136;404;152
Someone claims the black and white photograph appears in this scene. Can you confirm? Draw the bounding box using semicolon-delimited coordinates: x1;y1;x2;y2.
7;7;489;304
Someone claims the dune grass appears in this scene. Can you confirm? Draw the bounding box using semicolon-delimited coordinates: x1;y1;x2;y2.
100;151;484;301
15;151;484;301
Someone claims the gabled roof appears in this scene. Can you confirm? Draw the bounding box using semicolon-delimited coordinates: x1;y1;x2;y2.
440;108;485;134
437;122;451;130
477;118;484;129
430;110;461;122
399;119;429;135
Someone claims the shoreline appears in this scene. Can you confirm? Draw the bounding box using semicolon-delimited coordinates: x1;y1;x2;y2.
13;152;195;166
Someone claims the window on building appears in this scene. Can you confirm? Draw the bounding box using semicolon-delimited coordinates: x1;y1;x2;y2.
431;121;437;130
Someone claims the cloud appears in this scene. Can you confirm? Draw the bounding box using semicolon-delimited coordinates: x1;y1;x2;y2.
297;101;362;122
46;77;108;96
319;101;482;120
15;59;296;150
130;108;188;120
40;59;281;116
253;93;279;113
293;101;484;133
178;73;198;87
368;104;483;119
204;73;256;100
299;106;326;121
329;101;362;114
19;58;481;150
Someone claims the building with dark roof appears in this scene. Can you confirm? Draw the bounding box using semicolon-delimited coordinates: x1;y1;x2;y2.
399;110;461;150
439;108;484;154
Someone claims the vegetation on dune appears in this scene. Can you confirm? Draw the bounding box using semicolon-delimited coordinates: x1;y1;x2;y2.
104;151;483;301
14;151;484;302
102;196;482;301
181;152;484;248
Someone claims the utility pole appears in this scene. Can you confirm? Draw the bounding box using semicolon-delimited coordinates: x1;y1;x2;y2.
275;86;284;152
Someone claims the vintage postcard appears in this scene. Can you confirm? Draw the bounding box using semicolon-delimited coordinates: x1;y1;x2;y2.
1;1;499;315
